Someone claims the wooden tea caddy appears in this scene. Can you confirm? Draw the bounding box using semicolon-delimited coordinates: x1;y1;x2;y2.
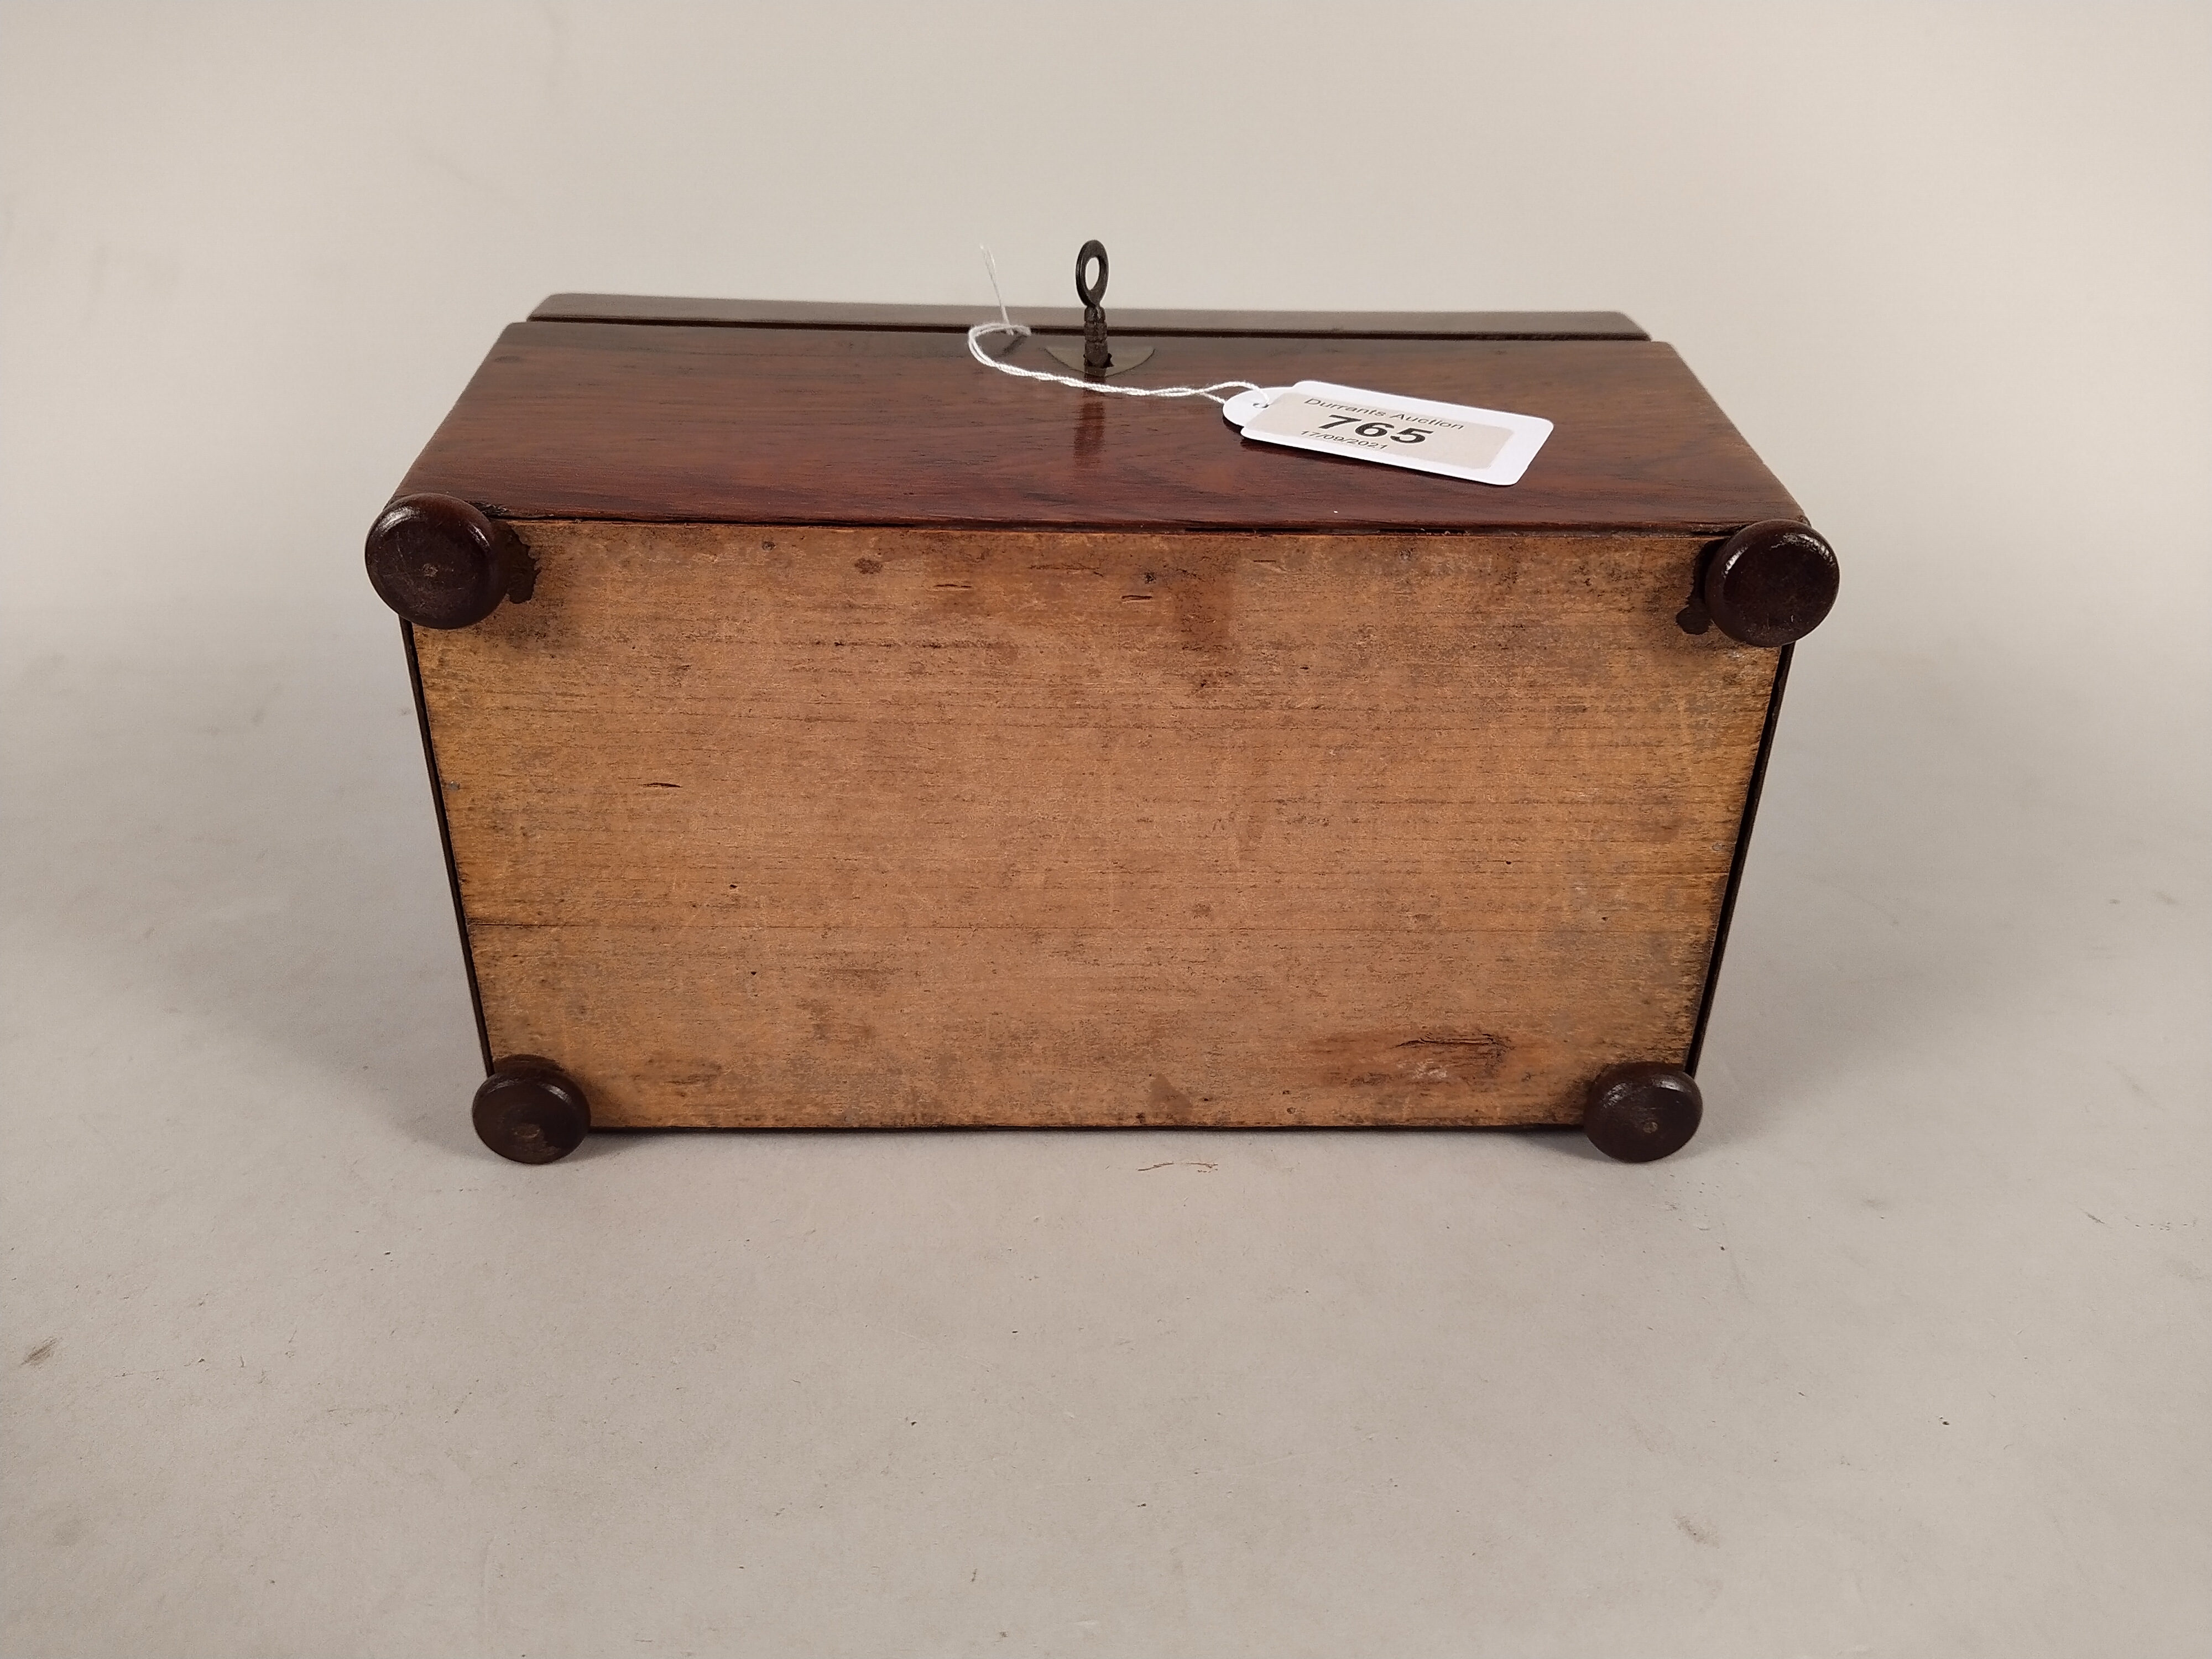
367;289;1836;1165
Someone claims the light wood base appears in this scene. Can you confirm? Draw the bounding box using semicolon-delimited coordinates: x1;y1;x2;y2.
414;524;1776;1129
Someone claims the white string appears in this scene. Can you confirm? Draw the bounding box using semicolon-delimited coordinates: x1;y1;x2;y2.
969;245;1258;407
983;244;1014;330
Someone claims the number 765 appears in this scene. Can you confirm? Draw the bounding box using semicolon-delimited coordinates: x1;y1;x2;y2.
1318;415;1431;444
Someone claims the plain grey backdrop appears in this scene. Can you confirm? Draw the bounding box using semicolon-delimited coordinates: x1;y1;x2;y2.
3;3;2207;1655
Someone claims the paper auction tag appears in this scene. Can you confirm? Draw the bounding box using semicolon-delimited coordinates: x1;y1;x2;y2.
1222;380;1552;486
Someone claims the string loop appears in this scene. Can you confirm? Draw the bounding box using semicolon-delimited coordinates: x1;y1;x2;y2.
969;245;1258;406
966;323;1259;405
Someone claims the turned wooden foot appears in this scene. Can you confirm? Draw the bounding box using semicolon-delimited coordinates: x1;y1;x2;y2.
1697;520;1839;646
366;493;535;630
1583;1062;1702;1162
472;1056;591;1164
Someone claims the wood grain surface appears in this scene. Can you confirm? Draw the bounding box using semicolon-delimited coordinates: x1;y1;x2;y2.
397;325;1801;534
413;524;1780;1130
530;293;1651;339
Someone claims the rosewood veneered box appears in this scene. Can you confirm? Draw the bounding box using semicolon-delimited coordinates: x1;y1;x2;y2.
367;294;1835;1164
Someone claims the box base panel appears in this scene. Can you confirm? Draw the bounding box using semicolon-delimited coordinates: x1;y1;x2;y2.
416;524;1778;1136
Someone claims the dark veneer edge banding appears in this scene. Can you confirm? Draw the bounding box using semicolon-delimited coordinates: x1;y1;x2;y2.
1685;641;1793;1077
530;293;1649;341
404;618;494;1076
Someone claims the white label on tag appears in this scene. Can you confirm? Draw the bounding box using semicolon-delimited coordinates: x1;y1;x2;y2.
1225;380;1552;486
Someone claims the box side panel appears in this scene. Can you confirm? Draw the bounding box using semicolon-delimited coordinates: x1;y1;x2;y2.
403;619;493;1074
413;525;1778;1129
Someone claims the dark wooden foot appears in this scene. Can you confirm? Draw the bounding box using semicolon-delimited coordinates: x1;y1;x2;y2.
1700;520;1838;646
366;493;535;630
1583;1062;1702;1162
472;1056;591;1164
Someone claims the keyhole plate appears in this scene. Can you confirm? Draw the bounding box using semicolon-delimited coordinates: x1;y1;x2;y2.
1041;343;1156;378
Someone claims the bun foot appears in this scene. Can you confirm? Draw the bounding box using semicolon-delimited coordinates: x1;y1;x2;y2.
1701;520;1838;647
366;493;535;630
1583;1062;1702;1162
472;1056;590;1164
